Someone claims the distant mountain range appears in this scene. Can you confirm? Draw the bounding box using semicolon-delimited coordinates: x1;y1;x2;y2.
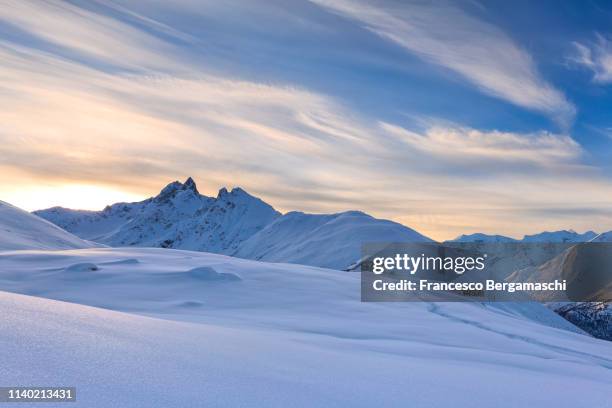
17;177;610;271
450;230;601;243
33;178;431;269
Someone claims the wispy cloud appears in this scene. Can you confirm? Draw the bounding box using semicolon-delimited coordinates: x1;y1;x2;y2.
381;123;582;166
310;0;575;127
0;0;185;71
0;0;609;239
570;35;612;83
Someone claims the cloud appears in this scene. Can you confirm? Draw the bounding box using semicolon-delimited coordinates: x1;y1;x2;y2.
0;0;185;71
0;0;609;240
310;0;575;127
570;35;612;83
380;123;582;166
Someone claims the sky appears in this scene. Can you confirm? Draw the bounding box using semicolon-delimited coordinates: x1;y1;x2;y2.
1;0;612;240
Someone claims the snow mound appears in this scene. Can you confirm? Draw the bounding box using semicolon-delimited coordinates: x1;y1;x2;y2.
64;263;99;273
186;266;241;281
0;200;98;251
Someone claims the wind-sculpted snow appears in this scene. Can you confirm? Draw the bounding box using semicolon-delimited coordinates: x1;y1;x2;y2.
0;247;611;407
0;200;98;250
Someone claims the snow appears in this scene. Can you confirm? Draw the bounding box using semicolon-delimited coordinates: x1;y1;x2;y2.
451;230;600;243
590;231;612;242
450;233;517;243
34;179;280;253
522;230;598;243
235;210;432;269
0;248;611;407
34;179;433;270
0;200;98;251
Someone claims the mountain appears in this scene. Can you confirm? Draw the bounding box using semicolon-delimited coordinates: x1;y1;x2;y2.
554;302;612;341
522;229;597;243
0;200;97;250
450;233;516;243
234;210;432;270
451;230;599;243
35;178;432;269
35;178;280;254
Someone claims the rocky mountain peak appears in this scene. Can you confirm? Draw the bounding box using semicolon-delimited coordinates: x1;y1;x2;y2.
183;177;199;194
156;177;201;202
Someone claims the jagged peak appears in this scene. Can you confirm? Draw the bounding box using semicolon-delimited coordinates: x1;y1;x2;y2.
159;180;183;196
217;187;229;198
156;178;201;202
216;186;256;201
183;177;199;194
215;186;278;214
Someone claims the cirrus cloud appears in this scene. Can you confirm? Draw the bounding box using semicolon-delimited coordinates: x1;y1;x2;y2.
310;0;575;128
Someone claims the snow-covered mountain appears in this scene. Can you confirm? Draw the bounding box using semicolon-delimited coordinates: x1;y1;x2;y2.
0;200;97;250
234;210;432;270
450;229;599;243
522;229;598;243
590;231;612;242
35;178;281;254
35;178;432;269
450;233;516;243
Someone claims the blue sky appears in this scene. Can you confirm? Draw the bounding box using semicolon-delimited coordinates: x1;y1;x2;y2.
0;0;611;239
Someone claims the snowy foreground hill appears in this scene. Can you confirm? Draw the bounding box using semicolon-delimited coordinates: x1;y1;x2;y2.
0;200;98;250
34;178;431;269
1;247;612;407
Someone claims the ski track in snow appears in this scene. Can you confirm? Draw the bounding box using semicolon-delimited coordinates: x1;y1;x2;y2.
426;302;612;369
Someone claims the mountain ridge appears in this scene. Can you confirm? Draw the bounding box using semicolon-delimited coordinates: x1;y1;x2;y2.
449;229;605;243
34;178;432;269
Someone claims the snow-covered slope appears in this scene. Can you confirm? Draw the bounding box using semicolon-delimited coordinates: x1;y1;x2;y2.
1;247;611;407
35;178;280;253
0;200;97;250
35;179;433;270
234;210;432;270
